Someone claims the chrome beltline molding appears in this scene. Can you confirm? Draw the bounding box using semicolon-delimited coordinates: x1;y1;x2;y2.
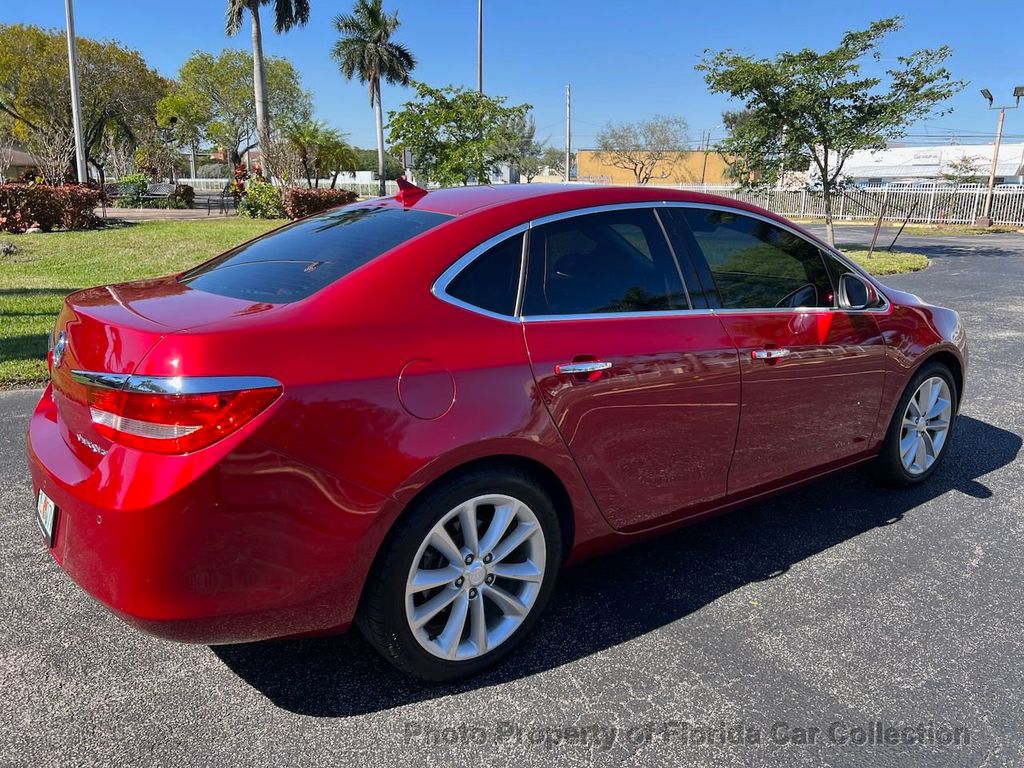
70;371;281;395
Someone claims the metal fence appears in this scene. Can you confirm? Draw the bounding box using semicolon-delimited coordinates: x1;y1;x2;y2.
175;178;400;197
634;183;1024;226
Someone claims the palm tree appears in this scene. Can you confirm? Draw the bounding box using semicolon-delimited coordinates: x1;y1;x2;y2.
331;0;415;196
226;0;311;176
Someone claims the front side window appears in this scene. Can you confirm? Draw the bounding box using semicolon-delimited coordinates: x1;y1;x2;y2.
681;208;833;310
522;209;688;316
181;205;451;303
446;233;524;316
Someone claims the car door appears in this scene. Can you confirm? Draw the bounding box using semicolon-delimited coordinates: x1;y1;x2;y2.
670;205;887;494
520;206;741;530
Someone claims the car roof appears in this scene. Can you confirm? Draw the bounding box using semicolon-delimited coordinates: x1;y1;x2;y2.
382;183;743;217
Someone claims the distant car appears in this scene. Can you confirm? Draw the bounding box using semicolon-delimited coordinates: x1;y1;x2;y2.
27;183;966;681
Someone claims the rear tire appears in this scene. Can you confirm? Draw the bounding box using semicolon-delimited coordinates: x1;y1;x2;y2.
871;361;958;486
357;466;562;681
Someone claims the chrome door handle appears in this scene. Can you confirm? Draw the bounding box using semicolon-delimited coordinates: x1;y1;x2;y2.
555;361;613;375
751;348;790;360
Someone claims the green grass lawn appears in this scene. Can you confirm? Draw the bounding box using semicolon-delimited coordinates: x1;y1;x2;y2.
0;219;930;389
1;219;283;388
837;247;930;276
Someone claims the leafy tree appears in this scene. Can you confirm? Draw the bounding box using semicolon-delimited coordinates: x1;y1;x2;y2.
717;109;809;188
595;115;690;184
697;17;964;244
941;155;984;187
0;24;166;180
281;120;356;188
226;0;310;177
502;113;543;182
387;81;530;186
332;0;416;196
165;49;311;166
541;146;568;179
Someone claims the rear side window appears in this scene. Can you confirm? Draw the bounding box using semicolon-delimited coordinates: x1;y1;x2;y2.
180;206;451;303
446;233;523;316
522;208;689;316
681;208;833;309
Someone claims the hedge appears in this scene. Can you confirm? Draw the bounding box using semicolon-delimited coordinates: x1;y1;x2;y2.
284;188;358;220
0;184;102;234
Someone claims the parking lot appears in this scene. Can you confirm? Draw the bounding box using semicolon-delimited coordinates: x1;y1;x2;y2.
2;227;1022;767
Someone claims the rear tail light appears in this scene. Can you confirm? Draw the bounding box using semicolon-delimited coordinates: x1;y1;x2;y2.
74;374;281;454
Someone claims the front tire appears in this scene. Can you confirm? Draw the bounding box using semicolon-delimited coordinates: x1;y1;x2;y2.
357;467;562;681
871;361;958;486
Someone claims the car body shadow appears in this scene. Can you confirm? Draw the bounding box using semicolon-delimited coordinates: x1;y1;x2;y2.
212;415;1019;717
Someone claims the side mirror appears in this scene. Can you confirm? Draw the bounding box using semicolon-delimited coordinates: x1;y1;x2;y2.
838;273;878;310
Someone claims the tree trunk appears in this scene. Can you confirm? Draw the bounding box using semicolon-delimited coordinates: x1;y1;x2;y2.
822;181;836;246
374;80;386;197
250;7;272;180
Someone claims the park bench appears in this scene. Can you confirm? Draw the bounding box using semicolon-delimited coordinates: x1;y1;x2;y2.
142;182;176;202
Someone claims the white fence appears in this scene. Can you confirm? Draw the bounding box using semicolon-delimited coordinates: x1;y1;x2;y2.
175;178;400;197
638;183;1024;227
168;176;1024;225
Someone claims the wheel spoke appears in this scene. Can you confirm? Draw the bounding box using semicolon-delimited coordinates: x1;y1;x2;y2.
469;591;487;654
408;565;462;595
923;379;941;414
458;503;480;556
411;587;460;629
436;591;469;659
922;430;937;461
490;522;539;563
491;559;544;583
478;502;516;556
483;583;528;617
907;395;922;418
900;433;918;462
914;432;927;469
926;398;950;420
428;527;463;566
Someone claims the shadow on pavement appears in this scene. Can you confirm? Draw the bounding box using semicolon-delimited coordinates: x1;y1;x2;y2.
213;415;1019;717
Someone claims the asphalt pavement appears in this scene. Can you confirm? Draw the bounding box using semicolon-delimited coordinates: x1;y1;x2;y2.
1;228;1022;767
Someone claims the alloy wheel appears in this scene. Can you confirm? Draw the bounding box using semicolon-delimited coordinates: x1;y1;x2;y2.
404;494;547;661
899;376;952;476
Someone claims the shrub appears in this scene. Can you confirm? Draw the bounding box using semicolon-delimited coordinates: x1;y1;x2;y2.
116;172;149;207
59;185;101;230
284;188;358;220
173;184;195;208
238;178;285;219
0;184;100;233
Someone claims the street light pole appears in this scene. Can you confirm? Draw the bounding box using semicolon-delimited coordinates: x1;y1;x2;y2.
565;83;571;183
64;0;88;183
477;0;483;94
976;86;1023;226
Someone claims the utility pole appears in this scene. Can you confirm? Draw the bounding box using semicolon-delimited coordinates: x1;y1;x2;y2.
477;0;483;94
699;129;711;185
564;83;571;183
64;0;88;183
976;86;1023;226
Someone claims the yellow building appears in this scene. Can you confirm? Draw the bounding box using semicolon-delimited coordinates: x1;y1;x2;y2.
576;148;735;186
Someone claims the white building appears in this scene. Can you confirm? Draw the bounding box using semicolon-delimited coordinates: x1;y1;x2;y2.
830;143;1024;186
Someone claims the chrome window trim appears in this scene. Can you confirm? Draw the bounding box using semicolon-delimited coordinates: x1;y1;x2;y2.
71;371;281;395
431;200;890;323
431;223;529;324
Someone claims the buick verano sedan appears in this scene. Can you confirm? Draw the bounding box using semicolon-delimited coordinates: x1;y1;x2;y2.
28;183;966;680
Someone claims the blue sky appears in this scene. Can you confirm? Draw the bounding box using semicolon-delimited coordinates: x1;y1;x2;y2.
3;0;1023;151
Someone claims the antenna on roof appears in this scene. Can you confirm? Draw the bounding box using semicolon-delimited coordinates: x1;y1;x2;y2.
395;176;428;205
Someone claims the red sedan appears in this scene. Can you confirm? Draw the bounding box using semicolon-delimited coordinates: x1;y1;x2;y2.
27;183;966;680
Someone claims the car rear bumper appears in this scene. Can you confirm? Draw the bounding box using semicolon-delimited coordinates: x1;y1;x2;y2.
27;385;389;644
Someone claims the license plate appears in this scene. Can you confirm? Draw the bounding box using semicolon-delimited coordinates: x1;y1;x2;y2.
36;489;57;547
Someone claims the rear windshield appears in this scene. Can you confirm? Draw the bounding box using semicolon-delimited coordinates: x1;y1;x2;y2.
179;205;451;302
